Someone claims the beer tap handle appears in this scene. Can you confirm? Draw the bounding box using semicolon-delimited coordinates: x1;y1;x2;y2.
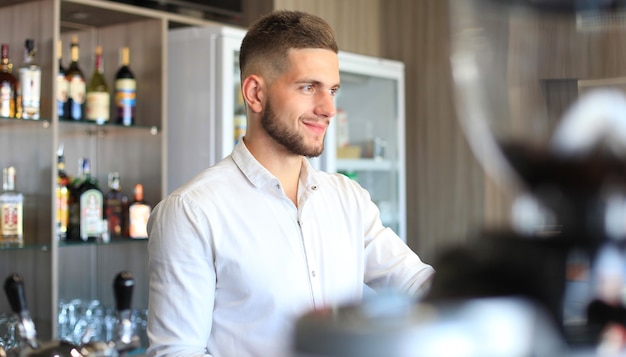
4;273;28;318
114;272;134;312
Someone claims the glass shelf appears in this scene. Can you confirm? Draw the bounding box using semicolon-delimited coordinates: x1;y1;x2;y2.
59;235;148;247
0;116;51;127
58;120;160;136
0;117;159;134
0;242;51;251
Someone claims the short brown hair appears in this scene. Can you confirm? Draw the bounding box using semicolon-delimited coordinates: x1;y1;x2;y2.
239;10;338;80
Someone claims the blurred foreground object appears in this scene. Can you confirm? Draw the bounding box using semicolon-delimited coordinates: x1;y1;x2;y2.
444;0;626;352
293;293;565;357
296;1;626;356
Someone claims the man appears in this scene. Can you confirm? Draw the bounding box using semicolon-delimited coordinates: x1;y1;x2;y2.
146;10;435;357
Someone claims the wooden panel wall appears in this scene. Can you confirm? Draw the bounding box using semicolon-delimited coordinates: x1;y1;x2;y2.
380;1;487;262
271;0;381;56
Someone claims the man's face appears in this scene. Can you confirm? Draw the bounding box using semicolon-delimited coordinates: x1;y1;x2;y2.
261;48;340;158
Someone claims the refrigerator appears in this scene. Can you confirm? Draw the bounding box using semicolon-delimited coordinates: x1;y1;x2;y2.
167;25;406;240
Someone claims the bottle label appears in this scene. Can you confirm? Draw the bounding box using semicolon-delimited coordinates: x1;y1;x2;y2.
56;186;69;238
115;78;136;92
57;75;69;103
1;202;22;238
105;197;124;236
20;68;41;119
115;79;136;125
80;189;103;240
68;75;85;104
129;204;150;238
86;91;110;123
0;81;13;117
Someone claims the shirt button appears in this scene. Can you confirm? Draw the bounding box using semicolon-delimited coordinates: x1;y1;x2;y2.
311;185;318;191
311;271;316;277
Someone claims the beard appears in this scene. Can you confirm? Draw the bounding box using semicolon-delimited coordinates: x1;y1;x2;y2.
260;100;326;158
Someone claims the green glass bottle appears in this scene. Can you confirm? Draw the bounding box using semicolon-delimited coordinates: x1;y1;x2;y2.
86;45;110;124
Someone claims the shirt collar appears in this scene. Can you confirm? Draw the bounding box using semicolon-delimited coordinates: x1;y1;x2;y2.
231;140;320;190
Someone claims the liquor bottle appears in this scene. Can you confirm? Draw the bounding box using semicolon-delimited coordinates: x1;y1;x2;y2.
115;46;136;126
56;144;71;240
19;39;41;120
128;183;150;239
68;158;103;241
77;158;103;241
64;36;86;121
104;172;128;237
0;44;17;118
86;45;109;124
0;167;23;245
67;158;83;240
57;40;69;118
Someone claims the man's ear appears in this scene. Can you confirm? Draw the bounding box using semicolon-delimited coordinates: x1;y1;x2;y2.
242;75;264;113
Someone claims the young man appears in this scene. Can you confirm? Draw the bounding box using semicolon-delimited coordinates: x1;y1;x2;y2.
146;10;435;357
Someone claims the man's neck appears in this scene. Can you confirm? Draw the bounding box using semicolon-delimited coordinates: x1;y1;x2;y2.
244;138;302;206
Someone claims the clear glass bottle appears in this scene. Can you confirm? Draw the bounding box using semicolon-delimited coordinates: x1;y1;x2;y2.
0;44;17;118
115;46;136;126
64;35;85;121
19;39;41;120
0;166;23;246
86;45;110;124
128;183;150;239
104;172;128;237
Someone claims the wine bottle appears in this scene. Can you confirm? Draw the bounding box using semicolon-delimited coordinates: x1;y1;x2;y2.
57;40;69;118
115;46;136;126
128;183;150;239
0;44;17;118
19;39;41;120
86;45;110;124
104;171;128;237
56;144;71;240
0;166;23;246
64;36;86;121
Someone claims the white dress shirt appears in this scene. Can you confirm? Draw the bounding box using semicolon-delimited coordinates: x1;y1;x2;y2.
146;141;435;357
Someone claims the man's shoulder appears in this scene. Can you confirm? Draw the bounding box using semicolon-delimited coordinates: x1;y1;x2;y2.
172;157;242;196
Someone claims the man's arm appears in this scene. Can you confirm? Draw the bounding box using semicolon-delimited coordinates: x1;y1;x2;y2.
146;195;215;357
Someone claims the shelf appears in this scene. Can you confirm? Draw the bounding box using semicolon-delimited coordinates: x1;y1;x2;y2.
58;120;160;136
59;235;148;247
0;116;51;128
0;242;51;251
336;158;395;172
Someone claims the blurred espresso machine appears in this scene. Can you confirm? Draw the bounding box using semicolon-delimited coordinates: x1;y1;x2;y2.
294;1;626;356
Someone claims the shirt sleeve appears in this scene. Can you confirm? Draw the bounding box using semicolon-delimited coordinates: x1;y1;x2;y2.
359;189;436;299
146;195;215;357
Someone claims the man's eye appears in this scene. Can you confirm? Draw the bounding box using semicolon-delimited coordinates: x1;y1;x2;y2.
330;88;339;96
302;85;314;92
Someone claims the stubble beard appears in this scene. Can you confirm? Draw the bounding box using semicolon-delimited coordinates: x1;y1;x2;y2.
261;100;326;158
